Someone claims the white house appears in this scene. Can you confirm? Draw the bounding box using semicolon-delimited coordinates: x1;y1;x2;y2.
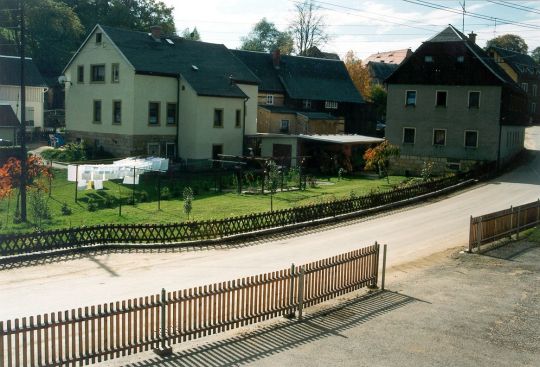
62;25;259;161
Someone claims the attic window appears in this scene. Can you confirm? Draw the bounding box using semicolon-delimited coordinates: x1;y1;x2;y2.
96;33;102;44
192;65;199;71
166;39;174;45
457;56;464;63
325;101;338;109
424;55;433;63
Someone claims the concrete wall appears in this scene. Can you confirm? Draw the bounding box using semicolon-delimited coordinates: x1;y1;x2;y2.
0;86;45;128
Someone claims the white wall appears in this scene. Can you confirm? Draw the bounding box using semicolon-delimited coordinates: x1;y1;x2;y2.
0;85;45;128
237;84;258;135
500;125;526;162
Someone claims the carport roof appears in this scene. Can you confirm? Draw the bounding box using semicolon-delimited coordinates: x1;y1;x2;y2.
247;133;384;145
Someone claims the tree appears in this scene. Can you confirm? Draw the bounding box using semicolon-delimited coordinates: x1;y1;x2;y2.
363;141;400;183
182;27;201;41
486;34;528;54
344;51;372;101
370;84;388;121
289;0;329;55
532;47;540;64
266;160;280;212
182;186;193;220
0;156;52;200
240;18;294;54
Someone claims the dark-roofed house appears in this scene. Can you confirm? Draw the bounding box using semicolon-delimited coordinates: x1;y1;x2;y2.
367;61;398;87
385;25;528;175
0;55;47;130
62;25;259;160
487;46;540;124
0;105;19;146
232;49;377;170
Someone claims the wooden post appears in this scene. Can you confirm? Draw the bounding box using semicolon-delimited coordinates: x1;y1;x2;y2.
154;288;172;357
537;199;540;225
516;206;521;240
509;206;513;238
476;217;482;252
297;267;305;321
381;244;387;291
468;215;473;252
285;263;296;318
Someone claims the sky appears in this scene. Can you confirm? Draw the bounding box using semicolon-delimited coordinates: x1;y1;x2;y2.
162;0;540;60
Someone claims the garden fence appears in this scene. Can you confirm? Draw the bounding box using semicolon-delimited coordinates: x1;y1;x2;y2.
468;199;540;252
0;244;382;366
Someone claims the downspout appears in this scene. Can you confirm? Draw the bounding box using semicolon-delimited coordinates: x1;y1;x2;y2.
176;74;181;159
242;96;249;155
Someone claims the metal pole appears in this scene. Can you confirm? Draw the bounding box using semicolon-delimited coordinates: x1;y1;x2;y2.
157;174;161;211
19;0;27;221
132;166;136;205
537;199;539;224
74;164;78;202
298;267;305;321
381;244;387;291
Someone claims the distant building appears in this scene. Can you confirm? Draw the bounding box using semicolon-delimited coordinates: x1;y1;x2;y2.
385;25;528;175
302;46;340;60
487;46;540;124
364;48;412;65
367;62;398;87
0;105;19;145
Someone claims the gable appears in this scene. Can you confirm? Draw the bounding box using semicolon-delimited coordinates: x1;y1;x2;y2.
0;56;47;87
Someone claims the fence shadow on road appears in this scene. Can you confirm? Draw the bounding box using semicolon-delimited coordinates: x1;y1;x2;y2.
481;240;540;261
123;290;422;367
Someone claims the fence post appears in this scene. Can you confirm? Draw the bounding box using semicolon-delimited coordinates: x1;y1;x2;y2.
154;288;172;357
468;216;473;253
537;199;540;224
476;217;482;252
381;244;387;291
509;206;513;238
297;267;305;321
516;206;521;240
285;263;296;319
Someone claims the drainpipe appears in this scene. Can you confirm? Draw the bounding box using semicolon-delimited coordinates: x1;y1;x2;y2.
496;121;502;171
176;74;181;159
242;96;249;155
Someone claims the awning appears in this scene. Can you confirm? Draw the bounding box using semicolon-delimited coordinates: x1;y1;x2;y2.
299;134;384;144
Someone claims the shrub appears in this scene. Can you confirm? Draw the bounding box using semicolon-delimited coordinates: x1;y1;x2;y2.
87;198;98;212
160;186;171;200
29;190;51;228
61;202;72;216
183;186;194;220
138;190;149;203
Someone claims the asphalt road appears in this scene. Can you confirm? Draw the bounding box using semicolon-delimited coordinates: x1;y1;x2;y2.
0;127;539;320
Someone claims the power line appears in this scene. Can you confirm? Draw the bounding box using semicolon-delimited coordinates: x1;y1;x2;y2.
485;0;540;15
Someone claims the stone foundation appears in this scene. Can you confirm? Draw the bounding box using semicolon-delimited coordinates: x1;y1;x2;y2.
389;155;486;176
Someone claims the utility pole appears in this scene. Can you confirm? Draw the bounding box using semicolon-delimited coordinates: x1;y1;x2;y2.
460;0;466;33
19;0;28;222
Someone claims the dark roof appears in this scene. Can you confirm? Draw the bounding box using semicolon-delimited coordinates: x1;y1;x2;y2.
93;26;260;98
303;47;340;60
368;62;398;81
386;25;515;86
0;56;47;87
233;50;364;103
298;111;341;120
0;105;20;127
259;105;297;114
488;47;539;76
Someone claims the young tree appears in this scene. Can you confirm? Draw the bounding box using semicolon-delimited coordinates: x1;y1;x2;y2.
182;186;194;220
289;0;329;55
344;51;372;100
240;18;294;54
266;160;280;212
182;27;201;41
363;141;400;183
486;34;528;54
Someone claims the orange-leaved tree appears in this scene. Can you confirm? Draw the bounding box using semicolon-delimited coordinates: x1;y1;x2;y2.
363;141;400;183
344;50;372;101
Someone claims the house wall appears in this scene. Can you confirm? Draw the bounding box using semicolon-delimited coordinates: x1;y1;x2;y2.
386;84;503;174
260;136;299;166
237;84;258;135
257;93;285;106
500;125;526;163
295;114;344;134
257;109;296;133
0;86;45;128
0;127;16;143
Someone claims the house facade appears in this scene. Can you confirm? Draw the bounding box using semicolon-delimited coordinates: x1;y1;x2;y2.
0;55;47;132
63;25;259;161
487;46;540;124
385;26;528;175
0;105;19;145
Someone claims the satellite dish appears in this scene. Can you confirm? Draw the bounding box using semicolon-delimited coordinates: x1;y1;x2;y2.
58;75;66;84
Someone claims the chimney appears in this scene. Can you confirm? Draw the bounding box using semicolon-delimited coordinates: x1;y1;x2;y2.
468;31;477;44
150;25;162;41
272;49;281;69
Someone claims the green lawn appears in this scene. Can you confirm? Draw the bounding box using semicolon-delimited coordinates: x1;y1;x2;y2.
0;169;408;234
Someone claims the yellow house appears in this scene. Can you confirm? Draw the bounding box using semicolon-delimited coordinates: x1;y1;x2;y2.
62;25;259;161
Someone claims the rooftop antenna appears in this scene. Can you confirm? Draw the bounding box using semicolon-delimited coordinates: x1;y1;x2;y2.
459;0;466;33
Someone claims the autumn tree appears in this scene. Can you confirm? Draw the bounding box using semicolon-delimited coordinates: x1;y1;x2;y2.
486;34;528;54
363;141;400;183
241;18;294;54
290;0;329;55
344;51;372;101
0;156;52;199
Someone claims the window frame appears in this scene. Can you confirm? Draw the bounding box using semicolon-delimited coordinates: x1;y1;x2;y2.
235;109;241;128
266;95;274;105
90;64;105;83
213;108;224;128
521;82;528;92
280;119;290;133
95;32;102;44
166;103;177;125
93;100;102;124
424;55;434;63
111;63;119;83
464;130;479;148
148;102;161;125
402;127;416;144
435;90;447;107
532;102;537;114
468;91;481;109
112;100;122;125
165;142;176;158
433;128;447;146
533;84;538;97
77;65;84;83
325;101;338;109
303;99;312;109
147;142;160;156
405;90;417;107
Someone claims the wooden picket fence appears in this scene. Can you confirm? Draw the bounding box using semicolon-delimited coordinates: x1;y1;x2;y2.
0;244;382;366
469;200;540;252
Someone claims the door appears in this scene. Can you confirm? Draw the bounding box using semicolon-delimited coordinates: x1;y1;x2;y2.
272;143;292;167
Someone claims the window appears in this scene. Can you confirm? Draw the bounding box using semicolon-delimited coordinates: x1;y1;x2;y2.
25;107;34;126
464;130;478;148
533;84;537;97
77;66;84;83
406;90;416;106
235;109;241;127
433;129;446;146
167;103;177;124
521;82;528;92
147;143;160;156
468;91;480;108
90;64;105;82
280;119;290;133
112;100;121;124
213;109;223;127
435;91;447;107
424;55;433;62
303;99;312;109
325;101;338;109
93;100;102;123
532;102;537;114
148;102;160;125
266;95;274;105
457;56;464;63
166;143;176;158
403;127;415;144
95;33;102;44
111;63;119;83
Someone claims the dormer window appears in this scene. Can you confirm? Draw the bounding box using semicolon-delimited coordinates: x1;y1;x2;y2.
325;101;338;109
95;33;102;44
457;56;464;63
424;55;433;63
266;95;274;105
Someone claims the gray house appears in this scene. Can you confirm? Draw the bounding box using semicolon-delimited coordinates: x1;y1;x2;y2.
385;25;528;175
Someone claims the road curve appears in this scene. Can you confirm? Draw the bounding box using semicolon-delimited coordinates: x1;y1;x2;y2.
1;128;539;320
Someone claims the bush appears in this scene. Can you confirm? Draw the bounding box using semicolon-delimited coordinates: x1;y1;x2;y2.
138;190;149;203
41;142;87;162
87;198;98;212
61;202;72;215
160;186;171;200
